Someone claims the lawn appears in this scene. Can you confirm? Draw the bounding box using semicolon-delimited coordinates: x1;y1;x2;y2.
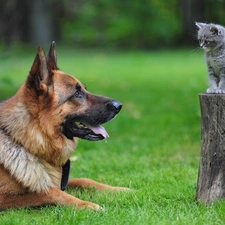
1;46;225;225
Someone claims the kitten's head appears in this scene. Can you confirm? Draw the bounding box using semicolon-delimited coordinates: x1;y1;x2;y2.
196;22;225;51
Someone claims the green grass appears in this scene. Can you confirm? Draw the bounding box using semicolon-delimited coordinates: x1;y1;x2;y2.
1;47;224;224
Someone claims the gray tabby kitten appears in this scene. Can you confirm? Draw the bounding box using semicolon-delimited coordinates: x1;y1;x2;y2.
196;22;225;93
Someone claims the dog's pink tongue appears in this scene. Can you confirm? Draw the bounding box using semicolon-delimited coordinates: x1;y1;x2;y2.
88;125;109;139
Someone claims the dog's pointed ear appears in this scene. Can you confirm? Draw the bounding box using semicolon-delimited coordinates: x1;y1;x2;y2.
47;41;58;70
27;46;52;93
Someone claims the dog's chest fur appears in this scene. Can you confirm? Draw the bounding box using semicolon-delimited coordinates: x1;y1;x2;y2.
0;97;76;193
0;128;63;193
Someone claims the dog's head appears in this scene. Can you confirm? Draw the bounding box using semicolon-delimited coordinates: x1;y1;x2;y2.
25;42;122;141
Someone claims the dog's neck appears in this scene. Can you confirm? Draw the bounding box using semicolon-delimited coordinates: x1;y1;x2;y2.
0;88;76;166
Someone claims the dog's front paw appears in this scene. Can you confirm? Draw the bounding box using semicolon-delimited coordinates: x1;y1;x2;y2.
76;201;104;212
87;203;105;212
111;186;133;192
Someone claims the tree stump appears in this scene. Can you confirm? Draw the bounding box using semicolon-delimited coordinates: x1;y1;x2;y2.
197;93;225;203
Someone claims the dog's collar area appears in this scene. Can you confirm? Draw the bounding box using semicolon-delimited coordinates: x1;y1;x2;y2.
61;159;70;191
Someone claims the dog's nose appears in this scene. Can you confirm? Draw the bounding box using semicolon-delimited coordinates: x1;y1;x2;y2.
107;100;122;113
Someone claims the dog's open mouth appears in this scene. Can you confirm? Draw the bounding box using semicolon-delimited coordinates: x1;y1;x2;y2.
74;122;109;139
62;120;109;141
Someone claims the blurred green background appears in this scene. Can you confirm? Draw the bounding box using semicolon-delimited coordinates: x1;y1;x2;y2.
1;0;225;49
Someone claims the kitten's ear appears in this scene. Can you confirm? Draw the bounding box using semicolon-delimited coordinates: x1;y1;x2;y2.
195;22;206;29
210;26;220;35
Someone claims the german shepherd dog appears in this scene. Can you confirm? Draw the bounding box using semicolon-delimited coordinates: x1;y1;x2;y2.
0;42;127;211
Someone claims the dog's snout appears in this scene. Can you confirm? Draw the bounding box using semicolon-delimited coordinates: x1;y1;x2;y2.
107;100;122;113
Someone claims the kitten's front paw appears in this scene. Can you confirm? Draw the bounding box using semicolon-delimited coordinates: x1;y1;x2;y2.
207;88;225;94
215;88;225;94
217;89;225;94
206;88;218;93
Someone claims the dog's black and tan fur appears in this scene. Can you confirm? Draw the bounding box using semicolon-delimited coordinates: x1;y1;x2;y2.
0;42;127;211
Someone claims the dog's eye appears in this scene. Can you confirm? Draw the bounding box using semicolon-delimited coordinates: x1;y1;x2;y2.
74;90;84;98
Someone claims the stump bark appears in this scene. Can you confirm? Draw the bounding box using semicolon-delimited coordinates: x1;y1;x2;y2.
197;93;225;203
